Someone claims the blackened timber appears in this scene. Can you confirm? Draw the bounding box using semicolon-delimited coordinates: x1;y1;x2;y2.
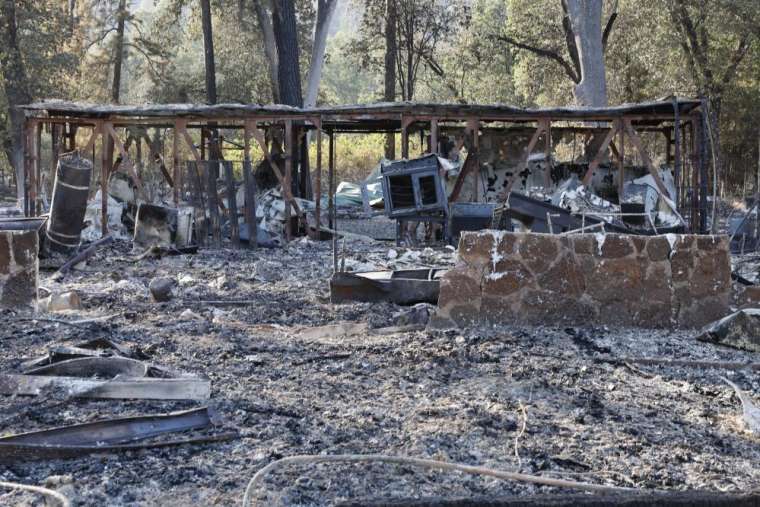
223;160;239;247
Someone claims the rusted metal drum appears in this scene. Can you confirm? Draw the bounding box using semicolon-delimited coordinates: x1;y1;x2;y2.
46;152;92;253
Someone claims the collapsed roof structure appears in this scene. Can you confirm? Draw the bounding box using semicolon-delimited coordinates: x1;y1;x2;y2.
16;97;710;245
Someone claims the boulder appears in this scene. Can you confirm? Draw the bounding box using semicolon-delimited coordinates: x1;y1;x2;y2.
149;277;175;302
697;309;760;352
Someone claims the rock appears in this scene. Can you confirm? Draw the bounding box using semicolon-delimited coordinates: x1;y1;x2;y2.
149;277;175;302
393;303;434;327
179;308;203;321
254;260;282;282
38;291;82;313
697;309;760;352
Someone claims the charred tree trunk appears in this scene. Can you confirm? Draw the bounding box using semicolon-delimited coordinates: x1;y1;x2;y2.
106;0;128;180
200;0;222;161
272;0;303;107
111;0;126;102
565;0;607;106
272;0;306;196
0;0;33;205
304;0;338;107
253;0;280;103
384;0;397;160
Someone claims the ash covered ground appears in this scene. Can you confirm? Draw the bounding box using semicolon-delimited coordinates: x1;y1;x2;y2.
1;238;759;506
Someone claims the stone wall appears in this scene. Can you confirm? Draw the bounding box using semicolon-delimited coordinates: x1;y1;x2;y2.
0;230;39;309
431;231;731;329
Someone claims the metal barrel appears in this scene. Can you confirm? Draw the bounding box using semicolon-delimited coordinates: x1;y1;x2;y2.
46;152;92;253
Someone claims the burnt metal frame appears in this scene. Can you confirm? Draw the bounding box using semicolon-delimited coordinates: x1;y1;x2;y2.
18;99;709;254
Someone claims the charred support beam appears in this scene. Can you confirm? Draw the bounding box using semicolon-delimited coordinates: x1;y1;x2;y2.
430;118;438;155
401;116;414;159
173;124;180;205
328;128;337;272
673;97;681;210
466;118;480;200
100;123;108;237
544;119;552;188
249;121;303;217
82;126;99;155
34;121;41;215
623;118;670;198
313;117;323;239
243;121;257;248
284;120;293;242
178;121;208;246
582;120;620;186
104;123;146;199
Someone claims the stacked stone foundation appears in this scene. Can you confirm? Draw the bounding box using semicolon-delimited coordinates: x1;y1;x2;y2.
432;231;731;329
0;230;39;309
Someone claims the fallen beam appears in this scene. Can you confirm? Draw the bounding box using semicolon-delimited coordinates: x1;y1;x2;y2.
55;235;114;276
0;374;211;400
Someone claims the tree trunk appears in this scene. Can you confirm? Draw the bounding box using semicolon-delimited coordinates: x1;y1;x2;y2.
304;0;338;108
0;0;33;204
253;0;280;103
272;0;303;107
384;0;397;160
272;0;305;197
105;0;128;181
200;0;217;104
565;0;607;107
111;0;126;102
200;0;222;161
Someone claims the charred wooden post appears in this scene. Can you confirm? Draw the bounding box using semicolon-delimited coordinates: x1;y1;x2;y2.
699;101;709;233
544;119;552;188
314;117;323;239
430;118;439;155
673;97;681;210
401;116;410;159
207;160;221;247
22;123;30;216
99;123;108;237
223;161;239;248
47;151;93;253
617;126;625;199
173;124;180;205
690;119;700;232
34;121;41;215
582;119;619;186
243;121;257;248
178;122;208;246
284;120;293;242
328;128;337;272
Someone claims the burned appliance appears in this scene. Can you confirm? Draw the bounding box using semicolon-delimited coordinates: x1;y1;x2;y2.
381;154;449;243
449;203;495;245
330;269;444;305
